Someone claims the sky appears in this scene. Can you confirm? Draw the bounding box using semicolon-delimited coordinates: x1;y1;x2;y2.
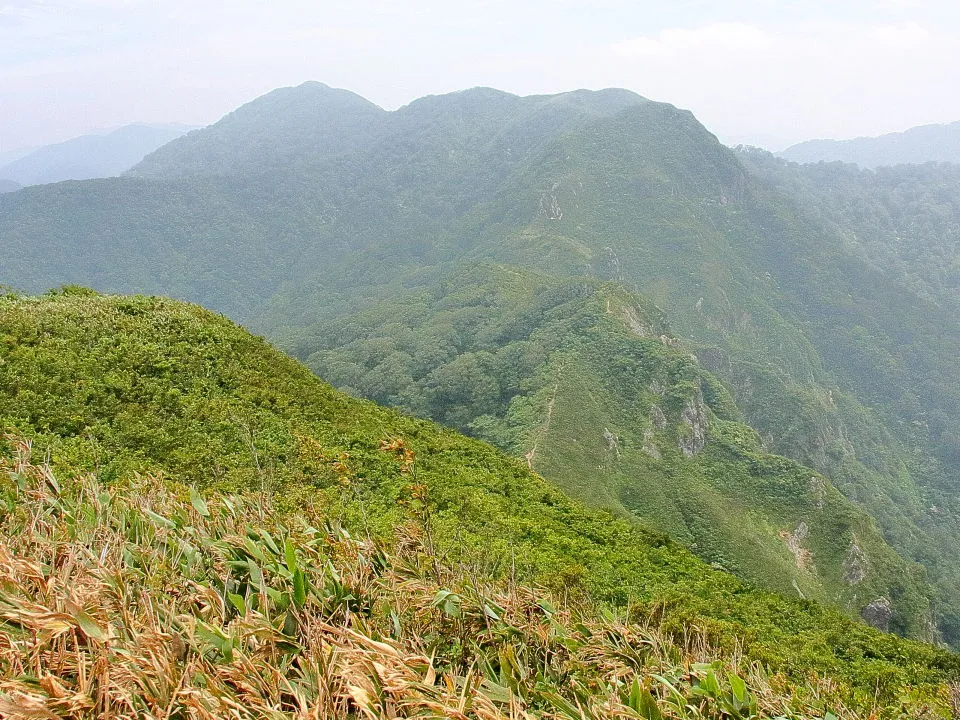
2;0;959;153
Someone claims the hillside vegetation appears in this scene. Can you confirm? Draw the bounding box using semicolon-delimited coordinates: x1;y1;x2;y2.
0;443;940;719
288;264;932;636
1;291;959;717
2;83;960;644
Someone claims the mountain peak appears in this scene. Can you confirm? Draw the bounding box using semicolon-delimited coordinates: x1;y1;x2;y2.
130;81;388;178
130;84;663;180
256;81;383;109
397;86;523;118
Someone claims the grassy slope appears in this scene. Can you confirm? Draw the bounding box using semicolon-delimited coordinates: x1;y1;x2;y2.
0;446;926;720
288;264;933;637
0;289;957;715
445;114;960;645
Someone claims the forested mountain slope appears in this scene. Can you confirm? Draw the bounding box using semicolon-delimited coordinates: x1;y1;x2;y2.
2;83;960;643
289;264;933;635
741;151;960;308
0;289;957;718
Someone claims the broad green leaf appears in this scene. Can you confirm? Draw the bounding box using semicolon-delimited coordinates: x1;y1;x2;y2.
227;592;247;615
248;559;264;590
701;670;721;696
75;610;109;642
627;679;663;720
536;598;556;617
538;690;581;719
284;539;298;574
219;635;234;663
292;569;307;607
431;589;462;618
282;607;298;637
144;508;176;530
728;671;748;705
259;528;280;555
189;486;210;517
482;603;501;621
627;677;643;711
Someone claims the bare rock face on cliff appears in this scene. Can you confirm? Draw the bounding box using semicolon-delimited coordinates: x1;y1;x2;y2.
861;597;893;632
678;390;709;458
844;540;869;585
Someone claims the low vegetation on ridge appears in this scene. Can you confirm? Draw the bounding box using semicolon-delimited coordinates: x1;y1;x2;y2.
0;290;959;717
0;438;910;719
5;83;960;645
289;264;935;637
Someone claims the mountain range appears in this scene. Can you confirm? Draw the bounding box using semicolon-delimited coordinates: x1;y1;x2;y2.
0;123;194;186
779;120;960;168
3;82;960;655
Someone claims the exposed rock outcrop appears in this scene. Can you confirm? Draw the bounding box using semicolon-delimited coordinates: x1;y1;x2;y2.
843;539;868;585
861;597;893;632
640;428;660;459
650;405;667;430
603;428;620;457
779;521;813;571
808;476;827;510
538;182;563;220
621;306;653;337
678;391;708;457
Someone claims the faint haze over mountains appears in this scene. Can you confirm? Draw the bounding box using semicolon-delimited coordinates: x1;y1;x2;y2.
779;121;960;168
0;124;196;186
7;79;960;642
1;0;959;153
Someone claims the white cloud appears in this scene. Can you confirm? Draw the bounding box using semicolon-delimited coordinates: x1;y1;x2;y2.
1;3;960;150
593;20;959;146
612;23;779;59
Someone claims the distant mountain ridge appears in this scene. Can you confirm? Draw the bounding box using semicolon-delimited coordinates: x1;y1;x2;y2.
129;82;649;180
0;146;36;168
0;123;195;186
780;121;960;168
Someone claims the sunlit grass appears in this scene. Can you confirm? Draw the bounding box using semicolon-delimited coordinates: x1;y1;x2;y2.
0;436;901;719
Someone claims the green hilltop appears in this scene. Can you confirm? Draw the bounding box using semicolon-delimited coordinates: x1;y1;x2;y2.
0;289;958;717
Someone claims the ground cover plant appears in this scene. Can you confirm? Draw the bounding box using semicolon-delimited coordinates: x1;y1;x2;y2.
0;291;958;717
0;438;957;719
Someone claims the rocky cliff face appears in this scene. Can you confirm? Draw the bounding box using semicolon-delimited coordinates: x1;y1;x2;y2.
861;597;893;632
844;540;869;585
678;390;709;457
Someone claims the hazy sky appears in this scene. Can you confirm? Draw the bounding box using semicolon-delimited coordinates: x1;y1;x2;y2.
2;0;959;153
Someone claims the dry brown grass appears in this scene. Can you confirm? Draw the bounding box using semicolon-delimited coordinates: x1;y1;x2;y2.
0;437;930;719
